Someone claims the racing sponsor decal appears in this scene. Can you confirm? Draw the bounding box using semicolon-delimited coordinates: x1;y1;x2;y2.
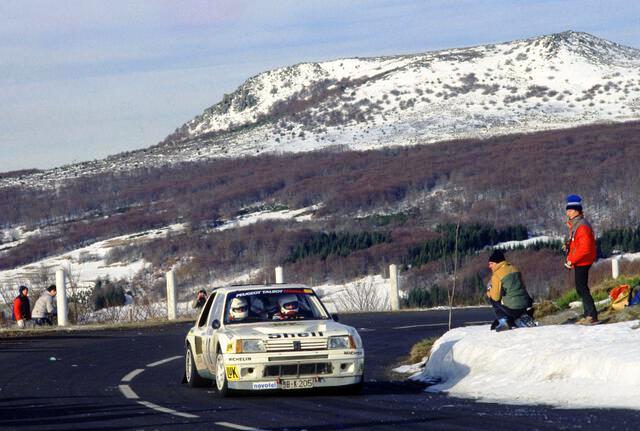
225;365;240;381
343;350;363;356
267;331;324;339
235;289;313;298
226;343;234;353
228;357;253;362
252;381;278;390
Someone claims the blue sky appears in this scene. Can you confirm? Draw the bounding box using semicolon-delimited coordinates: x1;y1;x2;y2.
2;0;639;172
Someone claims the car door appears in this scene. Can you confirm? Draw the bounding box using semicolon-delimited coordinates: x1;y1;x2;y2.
204;292;226;370
191;292;215;367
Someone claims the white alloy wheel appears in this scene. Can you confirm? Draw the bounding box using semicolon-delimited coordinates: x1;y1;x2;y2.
185;345;210;388
215;352;230;397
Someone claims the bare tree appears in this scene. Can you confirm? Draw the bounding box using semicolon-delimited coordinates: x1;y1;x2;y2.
335;278;390;312
448;220;461;330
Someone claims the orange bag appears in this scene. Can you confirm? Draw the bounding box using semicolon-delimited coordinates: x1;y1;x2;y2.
610;284;631;310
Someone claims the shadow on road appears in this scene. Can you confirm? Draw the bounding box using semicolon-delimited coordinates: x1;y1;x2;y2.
0;395;209;431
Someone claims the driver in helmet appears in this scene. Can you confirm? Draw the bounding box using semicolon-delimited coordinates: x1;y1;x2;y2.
272;294;300;320
228;297;248;322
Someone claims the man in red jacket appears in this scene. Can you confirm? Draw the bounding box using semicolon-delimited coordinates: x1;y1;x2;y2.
564;194;598;324
12;285;31;329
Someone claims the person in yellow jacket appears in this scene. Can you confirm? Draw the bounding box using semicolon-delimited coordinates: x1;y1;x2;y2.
487;249;534;331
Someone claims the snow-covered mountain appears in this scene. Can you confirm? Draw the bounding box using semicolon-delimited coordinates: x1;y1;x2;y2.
4;31;640;190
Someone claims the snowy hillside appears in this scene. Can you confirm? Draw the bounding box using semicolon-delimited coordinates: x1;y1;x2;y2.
3;31;640;191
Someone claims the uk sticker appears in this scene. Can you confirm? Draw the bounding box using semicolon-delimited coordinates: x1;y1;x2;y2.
252;381;277;390
225;365;240;381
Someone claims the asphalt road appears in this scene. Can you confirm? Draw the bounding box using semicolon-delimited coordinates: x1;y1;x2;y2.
1;308;639;431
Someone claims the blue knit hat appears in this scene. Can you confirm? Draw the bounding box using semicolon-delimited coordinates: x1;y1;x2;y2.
566;194;583;211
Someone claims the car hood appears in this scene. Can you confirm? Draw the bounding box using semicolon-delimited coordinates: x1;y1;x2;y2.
225;320;354;339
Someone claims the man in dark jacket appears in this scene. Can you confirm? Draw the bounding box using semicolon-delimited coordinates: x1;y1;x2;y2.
192;289;207;309
486;250;534;331
12;285;31;329
564;194;598;324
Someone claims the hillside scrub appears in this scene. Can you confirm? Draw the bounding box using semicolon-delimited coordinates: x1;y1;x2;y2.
3;121;640;272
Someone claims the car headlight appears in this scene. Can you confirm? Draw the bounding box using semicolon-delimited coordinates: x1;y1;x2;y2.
328;335;356;350
235;339;265;353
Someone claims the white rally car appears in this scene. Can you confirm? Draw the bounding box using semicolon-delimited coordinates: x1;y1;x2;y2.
184;284;365;396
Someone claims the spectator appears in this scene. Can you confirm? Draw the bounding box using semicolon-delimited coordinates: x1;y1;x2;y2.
12;285;31;329
486;250;534;331
564;194;598;324
192;289;207;309
32;285;57;326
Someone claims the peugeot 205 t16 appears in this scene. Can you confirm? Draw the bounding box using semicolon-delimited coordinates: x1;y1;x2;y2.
184;284;365;396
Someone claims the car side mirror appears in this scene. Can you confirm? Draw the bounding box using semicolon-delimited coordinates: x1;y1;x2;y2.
331;313;339;322
212;319;221;329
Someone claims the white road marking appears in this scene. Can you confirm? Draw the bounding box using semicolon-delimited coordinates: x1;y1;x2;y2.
119;355;200;419
138;400;198;419
146;355;182;368
121;368;144;382
393;321;492;329
118;384;139;400
393;323;449;329
464;320;492;325
215;421;267;431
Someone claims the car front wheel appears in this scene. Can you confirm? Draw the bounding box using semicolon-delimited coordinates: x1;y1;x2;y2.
215;352;231;397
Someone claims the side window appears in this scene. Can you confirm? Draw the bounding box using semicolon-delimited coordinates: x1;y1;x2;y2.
209;293;226;327
197;293;215;327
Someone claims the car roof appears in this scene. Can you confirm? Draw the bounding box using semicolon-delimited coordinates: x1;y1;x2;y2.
210;284;312;294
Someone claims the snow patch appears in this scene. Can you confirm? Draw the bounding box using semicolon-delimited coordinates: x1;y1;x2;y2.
419;322;640;409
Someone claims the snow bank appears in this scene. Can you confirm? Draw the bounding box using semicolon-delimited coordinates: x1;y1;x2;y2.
419;321;640;409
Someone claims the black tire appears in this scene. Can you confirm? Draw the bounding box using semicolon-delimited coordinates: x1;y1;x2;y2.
185;345;210;388
215;352;232;397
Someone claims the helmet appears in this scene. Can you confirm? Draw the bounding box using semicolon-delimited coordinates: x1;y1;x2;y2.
229;297;248;321
278;294;299;317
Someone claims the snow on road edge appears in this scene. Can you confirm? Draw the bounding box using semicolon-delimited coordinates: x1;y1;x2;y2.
415;321;640;409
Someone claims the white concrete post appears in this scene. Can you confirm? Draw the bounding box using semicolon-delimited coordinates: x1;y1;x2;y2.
612;256;620;279
56;268;69;326
275;266;284;284
166;270;177;320
389;264;400;311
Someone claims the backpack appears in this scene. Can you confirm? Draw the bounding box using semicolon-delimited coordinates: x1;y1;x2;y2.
628;285;640;306
609;284;631;311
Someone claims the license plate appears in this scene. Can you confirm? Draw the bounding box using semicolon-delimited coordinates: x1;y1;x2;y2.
281;378;314;390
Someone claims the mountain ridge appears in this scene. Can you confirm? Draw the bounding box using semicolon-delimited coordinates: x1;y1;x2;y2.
3;30;640;191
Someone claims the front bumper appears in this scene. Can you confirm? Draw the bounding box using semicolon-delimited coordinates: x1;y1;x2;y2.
224;349;365;390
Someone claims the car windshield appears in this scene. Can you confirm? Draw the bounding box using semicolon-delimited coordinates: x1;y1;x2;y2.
223;288;329;324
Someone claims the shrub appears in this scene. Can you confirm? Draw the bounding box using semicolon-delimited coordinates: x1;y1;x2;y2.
409;337;438;363
92;278;126;311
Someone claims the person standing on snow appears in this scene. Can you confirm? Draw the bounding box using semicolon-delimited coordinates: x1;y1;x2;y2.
12;285;31;329
486;250;534;331
564;194;598;324
32;285;57;326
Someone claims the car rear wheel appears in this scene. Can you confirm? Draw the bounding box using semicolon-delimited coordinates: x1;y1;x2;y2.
215;352;231;397
185;345;210;388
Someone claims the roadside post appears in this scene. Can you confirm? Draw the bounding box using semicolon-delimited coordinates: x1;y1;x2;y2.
612;255;621;279
167;270;177;320
275;266;284;284
389;264;400;311
56;268;69;326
